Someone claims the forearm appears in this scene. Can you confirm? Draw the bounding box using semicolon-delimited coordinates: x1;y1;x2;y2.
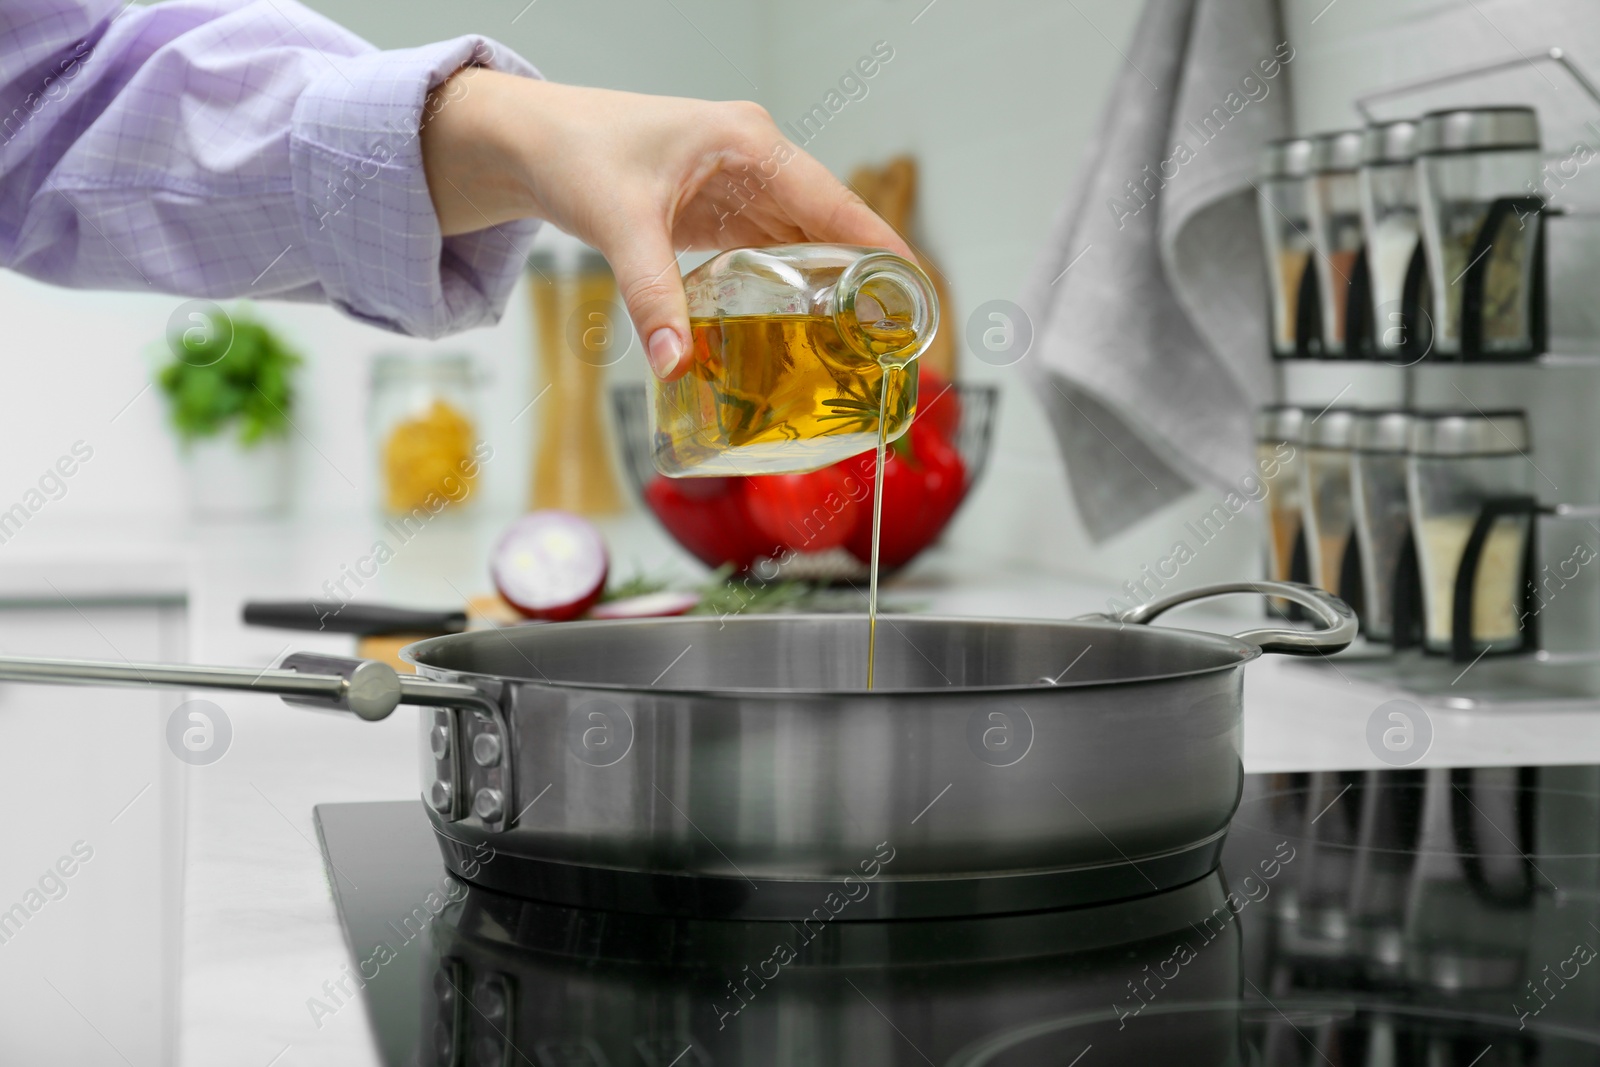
422;68;544;237
1;0;543;337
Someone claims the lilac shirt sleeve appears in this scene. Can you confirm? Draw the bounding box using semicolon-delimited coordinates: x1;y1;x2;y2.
0;0;540;338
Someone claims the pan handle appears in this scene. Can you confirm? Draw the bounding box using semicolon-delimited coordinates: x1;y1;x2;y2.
1105;581;1357;656
0;651;493;720
0;651;514;829
0;651;516;831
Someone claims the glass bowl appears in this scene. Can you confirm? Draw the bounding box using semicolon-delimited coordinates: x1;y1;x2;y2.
612;382;997;582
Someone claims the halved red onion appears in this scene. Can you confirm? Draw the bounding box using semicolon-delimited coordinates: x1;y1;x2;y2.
491;511;609;622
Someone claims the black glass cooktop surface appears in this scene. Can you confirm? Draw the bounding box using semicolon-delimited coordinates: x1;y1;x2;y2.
315;764;1600;1066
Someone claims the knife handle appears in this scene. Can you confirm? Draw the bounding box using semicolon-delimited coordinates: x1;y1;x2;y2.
242;601;467;637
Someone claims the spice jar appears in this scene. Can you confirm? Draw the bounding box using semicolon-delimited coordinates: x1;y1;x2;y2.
1351;410;1412;642
1258;138;1316;358
1256;405;1305;587
370;352;483;515
1407;410;1532;655
1358;120;1422;360
652;244;936;477
1415;107;1543;358
1302;408;1358;598
1308;130;1367;357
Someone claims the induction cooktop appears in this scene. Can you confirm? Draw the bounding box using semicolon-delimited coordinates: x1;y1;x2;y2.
315;764;1600;1066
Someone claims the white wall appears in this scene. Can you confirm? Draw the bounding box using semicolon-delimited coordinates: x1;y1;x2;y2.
1285;0;1600;156
760;0;1153;582
0;0;752;540
3;0;1284;593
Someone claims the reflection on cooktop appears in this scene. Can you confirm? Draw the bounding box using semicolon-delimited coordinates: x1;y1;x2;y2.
315;763;1600;1066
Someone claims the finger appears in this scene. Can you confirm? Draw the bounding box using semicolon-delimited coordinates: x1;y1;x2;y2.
766;146;916;261
598;221;691;380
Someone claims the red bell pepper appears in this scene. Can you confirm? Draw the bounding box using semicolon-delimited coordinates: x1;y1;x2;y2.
915;367;962;441
742;465;865;554
643;475;779;571
842;422;968;570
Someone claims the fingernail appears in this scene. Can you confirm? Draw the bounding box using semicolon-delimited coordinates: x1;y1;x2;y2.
647;327;684;379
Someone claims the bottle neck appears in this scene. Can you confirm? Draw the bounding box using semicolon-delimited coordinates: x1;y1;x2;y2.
830;253;939;367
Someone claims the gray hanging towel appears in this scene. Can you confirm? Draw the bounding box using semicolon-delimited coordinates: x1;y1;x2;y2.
1023;0;1292;541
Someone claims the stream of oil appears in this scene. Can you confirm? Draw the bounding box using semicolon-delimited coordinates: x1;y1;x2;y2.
866;358;909;690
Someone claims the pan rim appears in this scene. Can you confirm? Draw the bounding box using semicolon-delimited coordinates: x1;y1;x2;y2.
399;613;1262;698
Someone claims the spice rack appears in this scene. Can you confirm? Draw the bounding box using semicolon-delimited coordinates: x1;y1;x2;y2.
1262;51;1600;709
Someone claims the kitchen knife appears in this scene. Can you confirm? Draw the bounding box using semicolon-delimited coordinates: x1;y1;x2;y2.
242;601;470;637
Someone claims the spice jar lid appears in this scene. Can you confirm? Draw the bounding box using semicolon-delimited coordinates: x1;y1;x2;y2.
1260;138;1314;179
1255;405;1305;443
1305;407;1359;449
1361;120;1419;166
1416;106;1540;155
1353;409;1413;452
1309;130;1365;174
1408;409;1529;456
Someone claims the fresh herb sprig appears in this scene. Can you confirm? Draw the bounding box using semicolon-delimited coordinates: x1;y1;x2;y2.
156;311;301;445
601;565;854;615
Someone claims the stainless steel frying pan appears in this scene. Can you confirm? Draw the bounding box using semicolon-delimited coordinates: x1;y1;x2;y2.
0;581;1353;919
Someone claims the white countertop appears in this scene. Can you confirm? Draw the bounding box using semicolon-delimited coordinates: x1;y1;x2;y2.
4;511;1599;1066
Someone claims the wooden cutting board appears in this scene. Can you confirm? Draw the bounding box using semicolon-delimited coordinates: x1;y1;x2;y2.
355;594;523;671
849;156;957;379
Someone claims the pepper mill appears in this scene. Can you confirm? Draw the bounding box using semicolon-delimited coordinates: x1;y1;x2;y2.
527;247;626;515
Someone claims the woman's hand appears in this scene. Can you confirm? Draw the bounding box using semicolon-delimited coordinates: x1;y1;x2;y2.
420;68;912;379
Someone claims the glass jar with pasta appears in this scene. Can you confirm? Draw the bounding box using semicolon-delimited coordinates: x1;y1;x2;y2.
370;352;485;517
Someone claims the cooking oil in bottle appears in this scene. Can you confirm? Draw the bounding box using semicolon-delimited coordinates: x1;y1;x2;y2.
654;313;918;477
652;245;939;688
652;245;936;479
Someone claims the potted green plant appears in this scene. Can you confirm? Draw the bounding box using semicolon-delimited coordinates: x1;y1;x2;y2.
156;305;301;518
